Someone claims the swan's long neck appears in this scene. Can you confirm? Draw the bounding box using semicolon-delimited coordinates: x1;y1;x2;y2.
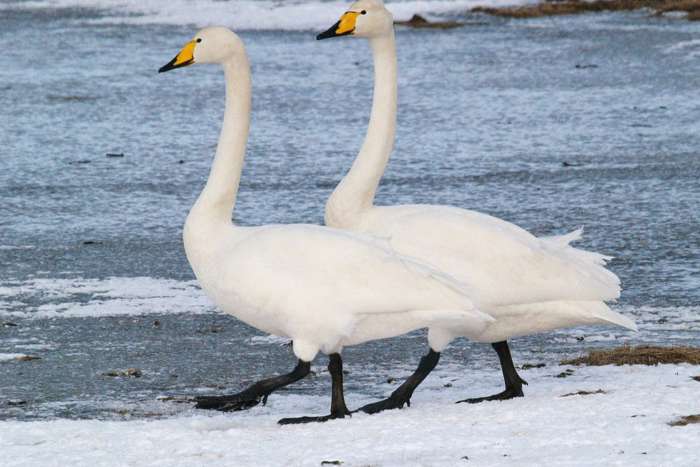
190;54;252;226
326;32;397;227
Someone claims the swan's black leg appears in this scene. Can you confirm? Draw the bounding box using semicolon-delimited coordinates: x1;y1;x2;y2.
356;348;440;414
457;340;527;404
195;358;311;411
278;353;351;425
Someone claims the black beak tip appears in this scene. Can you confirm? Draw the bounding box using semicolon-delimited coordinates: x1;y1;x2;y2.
317;21;341;41
158;57;194;74
158;58;176;74
316;31;333;41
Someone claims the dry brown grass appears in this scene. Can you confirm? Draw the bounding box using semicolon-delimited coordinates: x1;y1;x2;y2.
561;346;700;366
472;0;700;20
15;355;40;362
654;0;700;14
395;14;465;29
668;414;700;426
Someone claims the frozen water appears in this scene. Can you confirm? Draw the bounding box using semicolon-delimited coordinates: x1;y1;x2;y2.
0;0;535;30
1;4;699;463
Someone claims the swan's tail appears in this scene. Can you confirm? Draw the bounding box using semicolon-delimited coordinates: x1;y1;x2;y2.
543;227;613;265
591;304;638;331
542;227;621;301
491;301;638;340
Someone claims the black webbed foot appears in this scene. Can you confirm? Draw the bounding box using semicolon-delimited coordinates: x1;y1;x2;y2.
456;386;525;404
355;349;440;415
194;393;265;411
192;358;310;412
278;409;351;425
355;393;410;414
278;353;350;425
457;341;526;404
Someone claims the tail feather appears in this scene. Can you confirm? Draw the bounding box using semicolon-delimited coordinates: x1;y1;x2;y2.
592;306;638;332
544;227;584;247
541;227;621;300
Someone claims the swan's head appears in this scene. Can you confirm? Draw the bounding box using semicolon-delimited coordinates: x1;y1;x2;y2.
317;0;393;40
159;26;244;73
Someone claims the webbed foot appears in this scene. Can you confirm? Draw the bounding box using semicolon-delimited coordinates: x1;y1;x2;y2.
278;409;351;425
356;394;410;414
194;393;265;411
456;386;524;404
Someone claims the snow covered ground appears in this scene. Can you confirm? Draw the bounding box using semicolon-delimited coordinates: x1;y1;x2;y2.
3;363;698;466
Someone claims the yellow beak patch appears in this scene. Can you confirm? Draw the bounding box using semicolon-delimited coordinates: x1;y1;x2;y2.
159;40;197;73
336;11;359;35
173;40;196;66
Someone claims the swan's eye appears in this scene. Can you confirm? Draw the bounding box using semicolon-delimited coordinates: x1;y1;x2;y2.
360;10;367;15
196;38;202;43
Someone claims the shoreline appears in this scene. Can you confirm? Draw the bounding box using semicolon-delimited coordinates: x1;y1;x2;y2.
470;0;700;21
395;2;700;30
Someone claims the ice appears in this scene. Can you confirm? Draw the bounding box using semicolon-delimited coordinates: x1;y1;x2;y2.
0;277;215;319
2;7;699;465
0;353;30;362
0;0;535;30
663;38;700;59
248;335;291;346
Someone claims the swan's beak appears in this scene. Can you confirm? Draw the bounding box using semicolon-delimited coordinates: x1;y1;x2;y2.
317;11;359;40
159;40;196;73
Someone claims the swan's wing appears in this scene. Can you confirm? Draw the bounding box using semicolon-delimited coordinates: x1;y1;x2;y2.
363;205;621;307
225;224;492;326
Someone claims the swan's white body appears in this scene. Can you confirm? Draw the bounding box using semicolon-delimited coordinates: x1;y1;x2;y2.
323;0;636;350
171;27;492;363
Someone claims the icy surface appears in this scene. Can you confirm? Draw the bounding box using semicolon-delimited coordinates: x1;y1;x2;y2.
1;7;699;466
0;0;534;30
0;354;30;362
2;364;699;466
0;277;212;319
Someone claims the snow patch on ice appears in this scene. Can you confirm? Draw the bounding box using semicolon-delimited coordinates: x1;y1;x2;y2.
0;277;215;319
247;335;290;346
13;343;54;351
664;38;700;58
0;353;30;362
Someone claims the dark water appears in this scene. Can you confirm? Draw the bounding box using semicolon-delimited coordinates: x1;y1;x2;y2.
1;3;699;420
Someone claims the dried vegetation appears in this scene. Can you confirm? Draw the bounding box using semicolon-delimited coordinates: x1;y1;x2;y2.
562;346;700;366
472;0;700;20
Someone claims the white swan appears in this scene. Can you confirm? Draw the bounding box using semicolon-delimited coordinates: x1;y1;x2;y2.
317;0;637;412
158;26;493;424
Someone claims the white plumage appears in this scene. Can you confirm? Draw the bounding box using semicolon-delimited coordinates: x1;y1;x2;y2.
162;26;492;367
320;0;636;356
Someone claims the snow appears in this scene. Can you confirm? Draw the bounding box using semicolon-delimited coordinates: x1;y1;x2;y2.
0;277;215;319
0;353;30;362
2;364;698;466
12;344;54;351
